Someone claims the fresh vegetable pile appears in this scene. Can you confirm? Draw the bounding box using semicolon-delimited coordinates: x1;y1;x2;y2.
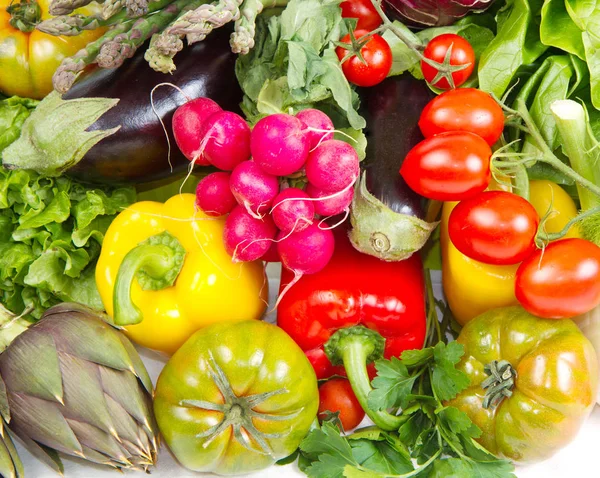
0;0;600;477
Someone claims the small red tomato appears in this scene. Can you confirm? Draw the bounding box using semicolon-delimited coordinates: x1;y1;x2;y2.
421;33;475;90
419;88;505;146
336;30;392;87
318;378;365;431
449;191;540;265
400;131;492;201
340;0;383;31
516;238;600;318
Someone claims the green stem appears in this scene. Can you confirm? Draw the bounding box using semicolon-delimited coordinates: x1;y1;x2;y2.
550;100;600;211
113;232;185;326
369;0;421;51
7;0;41;32
515;99;600;199
481;360;516;410
537;205;600;244
325;327;403;431
511;163;530;200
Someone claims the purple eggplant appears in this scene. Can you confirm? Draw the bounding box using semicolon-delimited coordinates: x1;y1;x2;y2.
348;74;437;261
64;27;242;185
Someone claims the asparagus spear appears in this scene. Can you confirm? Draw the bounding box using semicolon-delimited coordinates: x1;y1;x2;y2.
144;0;242;73
231;0;287;54
49;0;102;16
52;21;131;93
102;0;124;19
96;0;193;69
38;0;175;36
126;0;149;17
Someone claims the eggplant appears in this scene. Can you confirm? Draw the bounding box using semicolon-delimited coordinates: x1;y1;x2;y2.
348;74;438;261
64;27;242;185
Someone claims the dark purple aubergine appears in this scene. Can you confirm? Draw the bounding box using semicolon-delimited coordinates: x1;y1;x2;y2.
64;27;242;185
348;74;438;262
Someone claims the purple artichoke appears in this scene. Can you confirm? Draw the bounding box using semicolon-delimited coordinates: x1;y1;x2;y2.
384;0;497;27
0;303;158;473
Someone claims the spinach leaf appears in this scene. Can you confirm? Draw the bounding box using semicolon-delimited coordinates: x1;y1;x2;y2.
478;0;547;98
540;0;585;59
566;0;600;109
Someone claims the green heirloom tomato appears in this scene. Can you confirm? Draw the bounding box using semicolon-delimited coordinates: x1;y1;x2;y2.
153;320;319;476
446;306;598;464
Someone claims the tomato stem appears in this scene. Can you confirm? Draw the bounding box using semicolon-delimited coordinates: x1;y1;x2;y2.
515;99;600;199
368;0;470;89
536;205;600;247
481;360;517;410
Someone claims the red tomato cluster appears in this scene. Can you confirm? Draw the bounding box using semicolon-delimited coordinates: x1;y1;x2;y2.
402;85;600;320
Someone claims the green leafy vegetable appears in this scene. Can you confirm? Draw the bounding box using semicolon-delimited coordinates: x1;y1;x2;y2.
235;0;366;133
0;169;135;319
478;0;547;98
299;341;516;478
0;97;38;153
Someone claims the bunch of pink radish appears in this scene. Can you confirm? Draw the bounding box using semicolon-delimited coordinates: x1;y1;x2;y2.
172;97;360;279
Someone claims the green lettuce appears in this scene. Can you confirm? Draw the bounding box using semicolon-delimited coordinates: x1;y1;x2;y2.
0;169;135;319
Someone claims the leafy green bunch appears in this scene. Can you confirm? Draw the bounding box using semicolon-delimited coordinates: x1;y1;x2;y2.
0;97;135;319
299;341;516;478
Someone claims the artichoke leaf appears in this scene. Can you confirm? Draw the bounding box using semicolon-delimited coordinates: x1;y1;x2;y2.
0;329;64;404
57;352;115;435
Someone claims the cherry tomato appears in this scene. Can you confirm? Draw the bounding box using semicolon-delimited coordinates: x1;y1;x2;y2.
336;30;392;87
421;34;475;90
516;238;600;318
400;131;492;201
419;88;505;146
318;378;365;430
449;191;540;265
340;0;383;31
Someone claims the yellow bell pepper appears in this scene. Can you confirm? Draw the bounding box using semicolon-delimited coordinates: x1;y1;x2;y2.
96;194;268;354
441;180;580;326
0;0;104;99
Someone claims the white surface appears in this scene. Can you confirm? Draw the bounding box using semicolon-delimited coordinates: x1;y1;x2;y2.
15;266;600;477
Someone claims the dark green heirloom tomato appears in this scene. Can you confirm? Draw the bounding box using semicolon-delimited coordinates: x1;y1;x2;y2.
153;320;319;476
446;306;598;464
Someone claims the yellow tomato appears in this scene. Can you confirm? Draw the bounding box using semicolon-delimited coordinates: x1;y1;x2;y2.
0;0;104;98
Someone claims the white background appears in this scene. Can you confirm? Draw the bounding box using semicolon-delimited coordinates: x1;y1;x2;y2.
15;267;600;477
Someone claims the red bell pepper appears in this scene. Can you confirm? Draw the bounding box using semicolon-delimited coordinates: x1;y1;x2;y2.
277;230;426;429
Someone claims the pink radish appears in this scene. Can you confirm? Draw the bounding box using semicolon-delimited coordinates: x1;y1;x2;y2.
172;97;221;165
198;111;251;171
195;172;236;217
271;188;314;234
223;205;277;262
306;183;354;216
250;114;309;176
305;140;359;192
277;224;335;275
230;161;280;217
296;109;334;150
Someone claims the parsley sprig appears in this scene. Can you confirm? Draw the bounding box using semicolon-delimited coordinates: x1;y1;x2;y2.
297;271;517;478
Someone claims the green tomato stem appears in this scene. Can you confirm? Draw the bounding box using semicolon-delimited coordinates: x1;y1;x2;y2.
511;163;530;201
515;99;600;199
481;360;516;410
536;205;600;245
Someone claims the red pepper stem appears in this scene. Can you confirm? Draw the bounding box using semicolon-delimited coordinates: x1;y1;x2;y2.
324;326;403;431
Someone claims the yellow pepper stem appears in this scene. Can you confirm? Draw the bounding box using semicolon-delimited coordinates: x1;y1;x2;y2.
7;0;41;32
114;231;185;326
